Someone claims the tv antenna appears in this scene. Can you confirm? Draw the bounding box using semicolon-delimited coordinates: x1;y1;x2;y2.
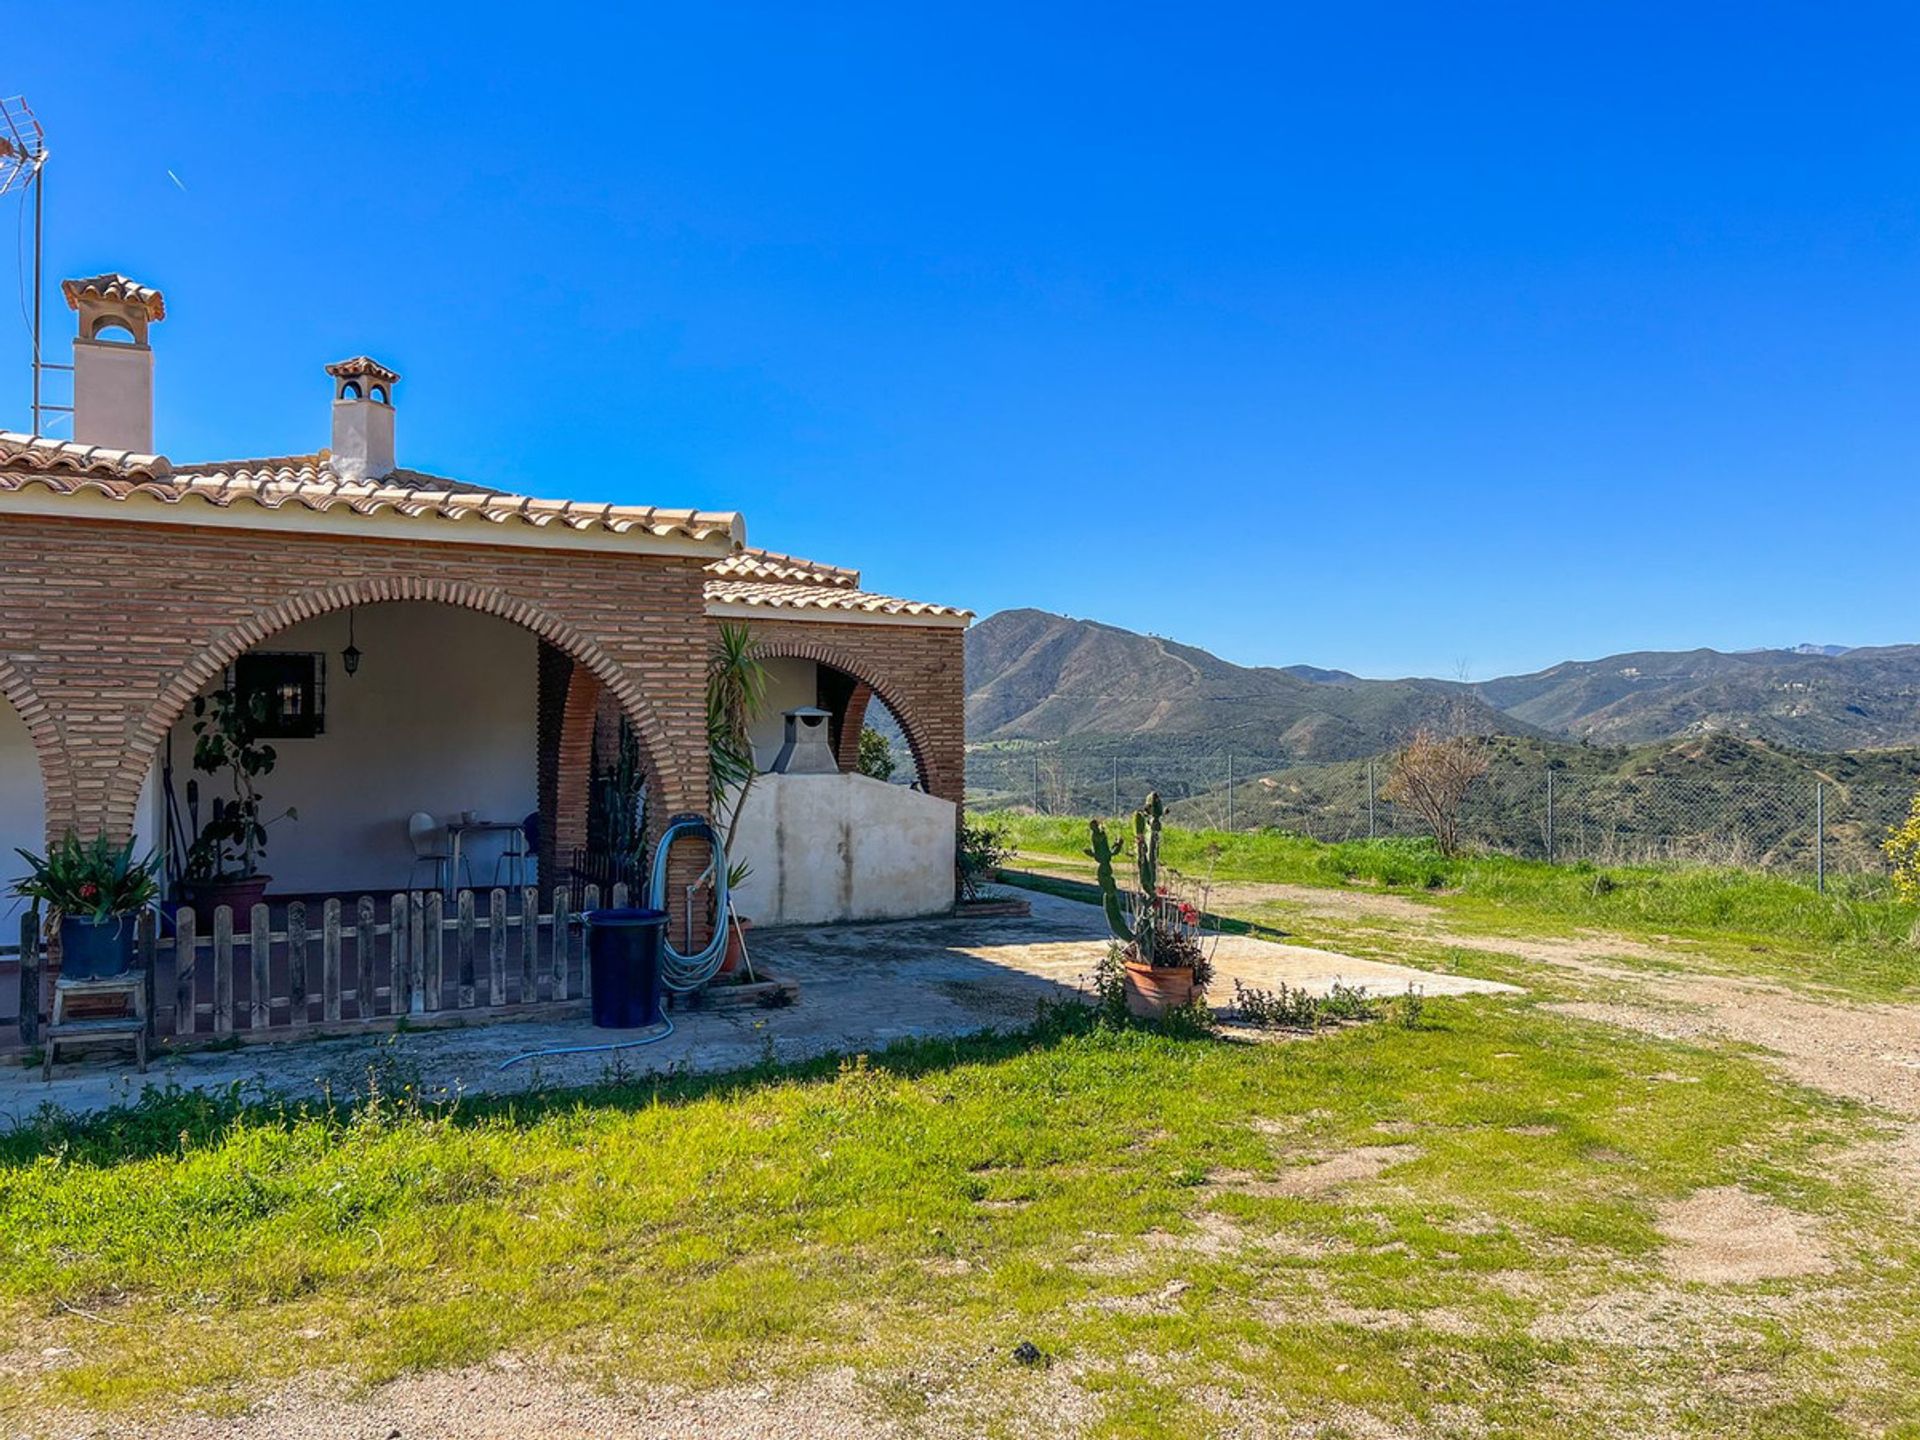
0;96;58;437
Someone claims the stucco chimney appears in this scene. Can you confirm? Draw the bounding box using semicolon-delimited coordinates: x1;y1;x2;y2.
325;356;399;482
61;273;166;451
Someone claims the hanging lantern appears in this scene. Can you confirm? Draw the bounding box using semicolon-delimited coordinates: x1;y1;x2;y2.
342;607;362;677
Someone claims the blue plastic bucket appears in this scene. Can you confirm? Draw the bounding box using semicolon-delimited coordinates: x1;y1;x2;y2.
584;907;667;1028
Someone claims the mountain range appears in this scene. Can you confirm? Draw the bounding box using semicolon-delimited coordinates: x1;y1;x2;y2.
965;609;1920;758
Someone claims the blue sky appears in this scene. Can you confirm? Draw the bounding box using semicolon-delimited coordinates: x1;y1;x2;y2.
9;4;1918;679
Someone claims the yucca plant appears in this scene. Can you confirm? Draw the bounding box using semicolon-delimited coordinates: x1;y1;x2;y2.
707;621;770;854
14;832;159;924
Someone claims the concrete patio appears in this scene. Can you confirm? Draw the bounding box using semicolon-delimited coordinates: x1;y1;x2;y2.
0;888;1516;1123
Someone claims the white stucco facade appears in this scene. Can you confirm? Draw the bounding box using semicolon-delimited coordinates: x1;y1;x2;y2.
728;772;955;927
749;657;820;767
165;602;538;894
0;699;44;913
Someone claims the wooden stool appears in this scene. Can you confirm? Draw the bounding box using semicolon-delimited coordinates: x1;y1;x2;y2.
44;972;148;1081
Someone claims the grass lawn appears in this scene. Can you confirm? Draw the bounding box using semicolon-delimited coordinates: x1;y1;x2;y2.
5;822;1920;1436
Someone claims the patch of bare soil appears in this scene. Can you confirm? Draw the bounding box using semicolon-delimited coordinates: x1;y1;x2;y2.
1549;981;1920;1124
1222;1145;1417;1199
1656;1186;1832;1285
1531;1280;1814;1351
1088;1277;1192;1315
1205;881;1442;924
1253;1279;1483;1338
37;1356;1098;1440
1141;1208;1249;1258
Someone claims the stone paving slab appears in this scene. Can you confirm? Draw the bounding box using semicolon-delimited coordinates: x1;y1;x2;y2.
0;888;1514;1124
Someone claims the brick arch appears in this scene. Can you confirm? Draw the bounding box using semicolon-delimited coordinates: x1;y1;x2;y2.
750;637;946;799
0;656;65;846
107;576;697;836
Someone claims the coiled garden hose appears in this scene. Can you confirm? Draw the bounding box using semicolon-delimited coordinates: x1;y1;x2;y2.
649;814;732;993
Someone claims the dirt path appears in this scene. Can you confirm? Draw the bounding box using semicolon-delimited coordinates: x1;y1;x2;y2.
1017;857;1677;979
35;1358;1090;1440
1261;876;1920;1124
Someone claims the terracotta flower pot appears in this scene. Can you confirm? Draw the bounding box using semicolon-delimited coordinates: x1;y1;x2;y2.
179;874;272;930
720;914;753;976
1124;959;1196;1019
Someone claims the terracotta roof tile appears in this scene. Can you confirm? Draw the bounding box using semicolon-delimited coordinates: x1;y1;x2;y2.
169;453;502;495
707;547;860;587
0;430;171;479
0;433;739;546
705;578;970;623
61;273;166;321
325;356;400;385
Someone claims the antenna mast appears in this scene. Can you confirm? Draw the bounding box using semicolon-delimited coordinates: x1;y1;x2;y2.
0;97;55;436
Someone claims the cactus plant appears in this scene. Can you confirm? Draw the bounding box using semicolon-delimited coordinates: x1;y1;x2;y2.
1089;791;1164;966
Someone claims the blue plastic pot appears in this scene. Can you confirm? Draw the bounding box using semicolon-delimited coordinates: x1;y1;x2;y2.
584;907;667;1029
58;913;135;980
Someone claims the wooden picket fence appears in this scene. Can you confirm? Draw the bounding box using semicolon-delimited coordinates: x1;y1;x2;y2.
144;883;632;1041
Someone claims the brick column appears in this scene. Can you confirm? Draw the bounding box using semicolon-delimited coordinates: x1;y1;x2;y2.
831;682;873;774
536;644;602;900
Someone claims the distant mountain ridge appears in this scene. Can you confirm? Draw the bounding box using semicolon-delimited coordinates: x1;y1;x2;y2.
966;609;1920;756
966;609;1527;763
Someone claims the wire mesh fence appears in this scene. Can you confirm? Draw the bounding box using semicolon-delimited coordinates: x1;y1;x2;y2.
966;746;1919;883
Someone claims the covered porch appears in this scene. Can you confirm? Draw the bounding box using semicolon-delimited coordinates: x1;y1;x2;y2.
0;566;973;1066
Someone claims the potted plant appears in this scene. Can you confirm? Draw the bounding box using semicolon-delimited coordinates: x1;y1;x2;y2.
13;832;160;980
178;686;296;926
1089;792;1213;1018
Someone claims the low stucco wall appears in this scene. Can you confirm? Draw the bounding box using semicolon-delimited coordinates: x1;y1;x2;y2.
729;773;955;927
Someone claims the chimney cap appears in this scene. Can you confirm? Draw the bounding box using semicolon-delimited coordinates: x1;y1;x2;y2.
325;355;400;386
61;273;166;322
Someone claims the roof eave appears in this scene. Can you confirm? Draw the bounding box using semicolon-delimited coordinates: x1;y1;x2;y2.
0;481;744;558
704;598;970;630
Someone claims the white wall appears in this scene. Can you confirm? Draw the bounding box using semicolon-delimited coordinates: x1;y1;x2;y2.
750;658;820;769
0;699;45;919
728;772;955;926
166;603;538;894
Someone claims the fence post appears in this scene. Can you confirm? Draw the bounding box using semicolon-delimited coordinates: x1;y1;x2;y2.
1033;755;1042;813
174;906;196;1039
1367;761;1376;840
1226;750;1234;832
1816;781;1825;893
1546;769;1555;864
287;899;308;1030
17;909;37;1048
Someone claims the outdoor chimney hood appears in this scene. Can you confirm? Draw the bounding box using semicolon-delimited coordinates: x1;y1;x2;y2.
769;706;839;775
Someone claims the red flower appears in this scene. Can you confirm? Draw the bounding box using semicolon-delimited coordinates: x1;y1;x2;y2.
1179;903;1198;925
78;881;99;900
